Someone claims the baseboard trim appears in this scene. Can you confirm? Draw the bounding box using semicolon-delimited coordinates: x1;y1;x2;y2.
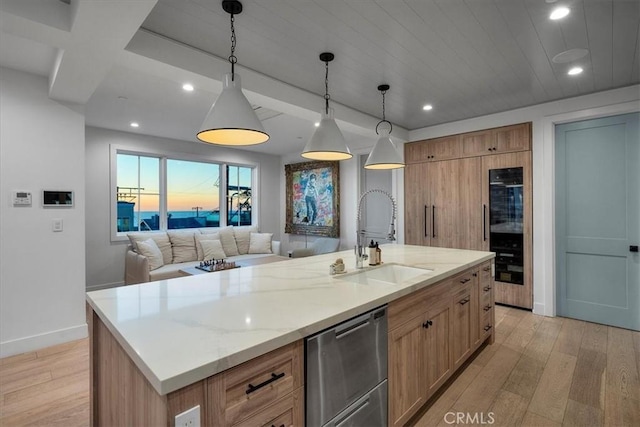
86;281;123;292
533;302;548;316
0;323;88;358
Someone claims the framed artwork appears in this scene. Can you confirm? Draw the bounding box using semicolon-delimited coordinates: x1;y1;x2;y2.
285;161;340;237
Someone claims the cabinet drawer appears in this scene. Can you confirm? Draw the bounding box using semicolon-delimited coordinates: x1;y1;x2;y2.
388;280;449;330
480;309;493;338
449;269;477;295
208;341;304;426
232;387;302;427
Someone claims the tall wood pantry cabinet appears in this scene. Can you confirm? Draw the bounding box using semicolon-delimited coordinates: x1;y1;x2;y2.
404;123;533;309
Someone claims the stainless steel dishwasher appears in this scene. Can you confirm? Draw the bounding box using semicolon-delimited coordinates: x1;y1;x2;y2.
306;305;388;426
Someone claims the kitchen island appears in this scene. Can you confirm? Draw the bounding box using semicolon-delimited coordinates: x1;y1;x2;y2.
86;244;495;426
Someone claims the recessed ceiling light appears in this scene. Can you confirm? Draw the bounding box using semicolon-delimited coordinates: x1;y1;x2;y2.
423;104;433;111
182;83;194;92
314;122;320;127
567;67;583;76
552;48;589;64
130;122;140;128
550;6;570;20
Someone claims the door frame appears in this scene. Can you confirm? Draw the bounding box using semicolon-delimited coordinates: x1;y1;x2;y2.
539;101;639;317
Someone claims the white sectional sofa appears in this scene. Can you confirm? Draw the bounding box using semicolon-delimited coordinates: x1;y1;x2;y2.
124;225;280;285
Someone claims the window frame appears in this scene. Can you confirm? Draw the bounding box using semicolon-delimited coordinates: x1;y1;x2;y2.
110;144;259;242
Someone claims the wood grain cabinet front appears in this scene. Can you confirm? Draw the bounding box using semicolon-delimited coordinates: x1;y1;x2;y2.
206;341;304;427
451;276;479;369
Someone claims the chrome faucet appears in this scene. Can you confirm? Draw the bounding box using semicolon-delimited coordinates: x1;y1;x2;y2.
355;189;397;269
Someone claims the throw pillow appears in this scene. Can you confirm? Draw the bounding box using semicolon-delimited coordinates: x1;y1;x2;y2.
136;238;164;271
200;239;227;260
218;226;239;256
167;230;197;263
195;232;220;261
233;225;258;255
248;232;273;254
128;232;172;265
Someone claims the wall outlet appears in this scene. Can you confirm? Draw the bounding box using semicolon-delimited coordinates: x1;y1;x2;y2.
175;405;200;427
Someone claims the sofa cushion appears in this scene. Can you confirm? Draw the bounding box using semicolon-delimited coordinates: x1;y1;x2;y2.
248;232;273;254
128;232;172;265
217;226;239;256
167;230;197;263
200;239;226;260
136;238;164;271
195;232;220;261
234;225;258;255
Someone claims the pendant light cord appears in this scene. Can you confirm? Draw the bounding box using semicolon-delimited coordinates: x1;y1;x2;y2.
376;88;393;135
324;60;330;115
229;13;238;81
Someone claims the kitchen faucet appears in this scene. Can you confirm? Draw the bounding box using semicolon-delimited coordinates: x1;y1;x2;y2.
355;189;397;269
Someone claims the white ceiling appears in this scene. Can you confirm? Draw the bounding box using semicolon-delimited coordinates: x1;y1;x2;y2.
1;0;639;156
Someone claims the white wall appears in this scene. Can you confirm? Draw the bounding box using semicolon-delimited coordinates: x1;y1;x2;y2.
0;67;87;357
405;84;640;317
85;127;282;289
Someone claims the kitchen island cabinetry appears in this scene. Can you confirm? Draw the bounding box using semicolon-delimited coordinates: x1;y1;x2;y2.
87;245;494;427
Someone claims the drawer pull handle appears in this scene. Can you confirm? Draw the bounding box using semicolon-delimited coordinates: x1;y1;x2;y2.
459;298;470;305
460;278;470;284
246;372;285;395
484;305;492;312
271;425;285;427
483;286;492;292
422;320;433;329
483;266;491;272
472;272;478;277
484;325;492;332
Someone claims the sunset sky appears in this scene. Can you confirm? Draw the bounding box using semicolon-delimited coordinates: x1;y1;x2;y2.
117;154;249;212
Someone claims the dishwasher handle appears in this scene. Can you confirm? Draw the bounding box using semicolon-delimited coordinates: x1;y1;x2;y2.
334;308;386;340
334;397;370;427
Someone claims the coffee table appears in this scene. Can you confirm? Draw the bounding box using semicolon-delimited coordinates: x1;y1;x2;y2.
179;255;289;276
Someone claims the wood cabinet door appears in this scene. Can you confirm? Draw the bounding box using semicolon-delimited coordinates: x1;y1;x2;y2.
482;151;533;309
405;140;430;164
426;135;462;161
451;278;479;369
404;163;430;246
430;158;482;250
494;123;531;153
389;314;428;427
424;299;452;399
461;130;492;157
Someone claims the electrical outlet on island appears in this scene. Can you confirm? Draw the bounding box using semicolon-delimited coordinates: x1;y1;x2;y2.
174;405;200;427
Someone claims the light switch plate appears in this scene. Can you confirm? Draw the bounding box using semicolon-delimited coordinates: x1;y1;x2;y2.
52;219;63;232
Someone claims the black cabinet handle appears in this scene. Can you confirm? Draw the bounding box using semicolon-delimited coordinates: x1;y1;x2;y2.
483;286;492;292
424;205;428;237
432;206;436;238
246;372;285;395
422;320;433;329
460;278;470;284
473;272;478;277
631;245;639;252
483;204;487;241
484;325;492;331
459;298;470;305
271;425;285;427
484;305;492;312
483;266;491;272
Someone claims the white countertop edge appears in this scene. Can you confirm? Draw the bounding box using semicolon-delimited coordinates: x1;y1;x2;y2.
87;247;495;395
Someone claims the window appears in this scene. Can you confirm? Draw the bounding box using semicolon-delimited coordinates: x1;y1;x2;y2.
226;165;253;226
116;154;160;232
113;149;254;237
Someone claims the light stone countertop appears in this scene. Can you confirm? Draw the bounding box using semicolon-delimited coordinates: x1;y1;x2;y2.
86;244;494;395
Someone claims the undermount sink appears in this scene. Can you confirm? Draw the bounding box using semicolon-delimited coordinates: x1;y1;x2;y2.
336;263;433;286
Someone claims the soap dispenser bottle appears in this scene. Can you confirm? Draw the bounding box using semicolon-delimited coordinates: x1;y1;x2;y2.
368;240;377;266
376;242;382;265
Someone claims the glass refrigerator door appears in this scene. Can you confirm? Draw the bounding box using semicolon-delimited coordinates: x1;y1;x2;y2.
489;167;524;285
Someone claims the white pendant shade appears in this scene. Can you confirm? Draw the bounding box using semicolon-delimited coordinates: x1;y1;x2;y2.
365;128;405;169
197;73;269;146
301;109;352;161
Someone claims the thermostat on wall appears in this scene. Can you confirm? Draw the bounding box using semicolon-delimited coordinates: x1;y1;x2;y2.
42;190;73;207
13;191;32;206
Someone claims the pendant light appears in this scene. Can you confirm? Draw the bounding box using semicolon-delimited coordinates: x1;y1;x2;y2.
301;52;352;161
365;84;405;170
197;0;269;146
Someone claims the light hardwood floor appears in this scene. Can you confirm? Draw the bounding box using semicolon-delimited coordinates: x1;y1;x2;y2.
1;306;638;426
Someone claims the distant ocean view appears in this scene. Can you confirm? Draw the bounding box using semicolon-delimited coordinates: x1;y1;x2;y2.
135;210;220;224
